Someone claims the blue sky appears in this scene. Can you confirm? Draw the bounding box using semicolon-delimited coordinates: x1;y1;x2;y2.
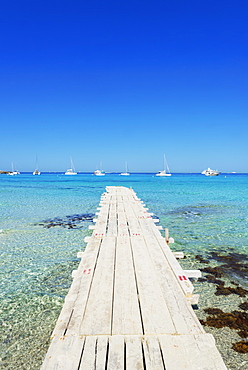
0;0;247;172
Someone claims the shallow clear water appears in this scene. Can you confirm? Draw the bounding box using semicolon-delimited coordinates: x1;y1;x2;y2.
0;173;247;369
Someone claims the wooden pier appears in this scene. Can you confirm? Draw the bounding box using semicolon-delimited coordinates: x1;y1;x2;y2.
41;186;227;369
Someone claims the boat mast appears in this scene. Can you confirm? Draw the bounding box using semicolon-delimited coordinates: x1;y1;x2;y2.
70;157;75;171
164;154;170;174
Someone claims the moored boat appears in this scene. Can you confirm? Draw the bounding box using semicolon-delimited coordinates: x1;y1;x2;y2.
120;162;130;176
156;155;171;177
94;161;105;176
94;169;105;176
202;168;220;176
65;157;77;175
33;169;40;175
33;156;41;175
8;163;20;175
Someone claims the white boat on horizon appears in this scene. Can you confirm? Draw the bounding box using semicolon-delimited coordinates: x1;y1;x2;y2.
33;169;40;175
120;162;130;176
156;155;171;177
8;162;20;175
202;168;220;176
94;169;105;176
33;156;40;175
94;162;105;176
65;157;77;175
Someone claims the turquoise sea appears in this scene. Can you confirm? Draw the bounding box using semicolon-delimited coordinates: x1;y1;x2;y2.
0;173;247;369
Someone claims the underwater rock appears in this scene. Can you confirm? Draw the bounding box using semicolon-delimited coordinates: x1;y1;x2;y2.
168;204;219;218
200;265;247;296
232;341;248;353
198;277;207;282
195;252;248;286
239;302;248;311
201;266;223;278
201;308;248;334
36;213;94;229
209;251;248;264
205;252;248;283
204;308;223;315
230;281;239;286
195;255;209;264
237;330;248;338
205;275;225;285
215;285;248;297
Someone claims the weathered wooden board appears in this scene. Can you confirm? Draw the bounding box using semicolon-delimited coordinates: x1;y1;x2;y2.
112;236;143;335
79;236;116;335
130;235;176;335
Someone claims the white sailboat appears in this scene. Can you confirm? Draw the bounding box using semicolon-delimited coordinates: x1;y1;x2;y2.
8;162;20;175
33;169;40;175
120;162;130;176
94;169;105;176
156;155;171;177
65;157;77;175
33;156;41;175
94;162;105;176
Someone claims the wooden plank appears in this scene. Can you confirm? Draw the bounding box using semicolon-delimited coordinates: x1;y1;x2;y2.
78;336;113;369
136;219;203;334
126;217;142;236
79;236;116;335
78;336;97;369
125;336;144;370
123;201;142;236
52;237;102;337
173;252;185;259
159;333;227;370
112;236;143;335
107;202;118;236
40;335;85;370
129;201;202;332
184;269;202;278
117;201;129;237
141;218;194;297
108;335;125;370
95;336;109;369
182;334;227;370
130;236;176;335
142;336;165;369
193;334;227;370
92;202;110;237
159;334;195;369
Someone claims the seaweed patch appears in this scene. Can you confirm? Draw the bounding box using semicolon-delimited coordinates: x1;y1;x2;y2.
208;252;248;282
200;308;248;352
239;302;248;311
195;255;209;264
196;251;248;287
232;341;248;353
167;204;220;218
35;213;94;229
201;266;223;278
199;265;248;296
215;285;248;297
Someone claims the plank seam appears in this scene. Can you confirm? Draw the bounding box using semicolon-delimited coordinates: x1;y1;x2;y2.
105;338;110;370
110;237;117;335
158;337;166;370
76;336;86;370
63;308;74;336
129;236;145;336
